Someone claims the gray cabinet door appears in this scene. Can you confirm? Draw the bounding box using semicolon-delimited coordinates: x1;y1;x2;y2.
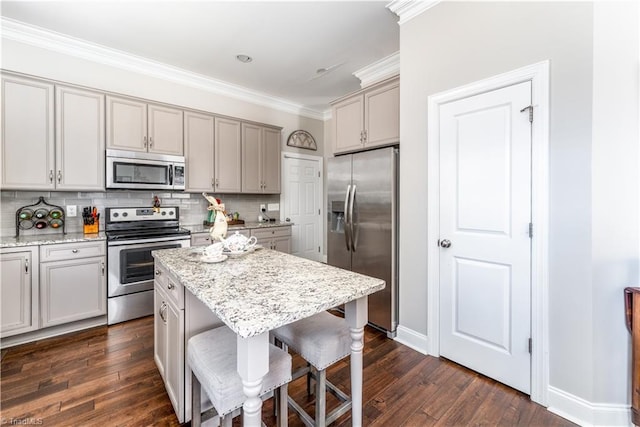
214;117;242;193
0;248;38;337
364;78;399;148
1;74;55;190
55;85;105;191
184;111;215;192
148;103;184;155
40;256;106;328
106;95;147;152
241;123;262;193
332;95;364;154
262;128;281;194
272;237;291;253
154;286;168;379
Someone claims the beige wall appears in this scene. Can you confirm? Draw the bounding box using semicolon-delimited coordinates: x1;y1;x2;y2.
399;0;638;417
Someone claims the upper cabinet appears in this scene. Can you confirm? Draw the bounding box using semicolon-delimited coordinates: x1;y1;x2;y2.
241;124;281;194
0;74;105;191
184;111;215;192
332;76;399;155
214;117;242;193
106;95;183;156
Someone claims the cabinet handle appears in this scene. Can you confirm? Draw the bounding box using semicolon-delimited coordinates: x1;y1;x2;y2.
363;130;367;143
101;261;105;276
25;258;29;274
159;302;167;323
143;136;148;148
211;178;215;188
72;249;79;253
149;136;153;148
215;178;219;188
167;283;175;290
359;131;363;143
57;170;62;183
49;170;54;183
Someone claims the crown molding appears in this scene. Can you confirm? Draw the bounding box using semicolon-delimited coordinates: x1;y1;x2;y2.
0;17;325;121
386;1;441;25
353;51;400;88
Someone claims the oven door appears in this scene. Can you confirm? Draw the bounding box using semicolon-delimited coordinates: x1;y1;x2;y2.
107;237;190;297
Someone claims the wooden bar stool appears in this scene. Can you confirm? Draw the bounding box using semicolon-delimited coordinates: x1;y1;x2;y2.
188;326;291;427
272;311;352;427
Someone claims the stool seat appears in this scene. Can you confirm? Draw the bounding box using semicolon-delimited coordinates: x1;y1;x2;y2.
188;326;291;421
274;311;351;370
272;311;352;427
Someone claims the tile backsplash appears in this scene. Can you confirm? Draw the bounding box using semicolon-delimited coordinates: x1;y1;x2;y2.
1;190;280;237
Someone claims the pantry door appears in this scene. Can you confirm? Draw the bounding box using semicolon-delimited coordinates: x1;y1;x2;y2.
438;80;532;394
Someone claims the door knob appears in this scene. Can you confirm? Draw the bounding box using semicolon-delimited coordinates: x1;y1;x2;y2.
439;239;452;248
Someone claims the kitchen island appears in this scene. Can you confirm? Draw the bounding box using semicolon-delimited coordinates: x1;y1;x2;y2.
152;246;385;427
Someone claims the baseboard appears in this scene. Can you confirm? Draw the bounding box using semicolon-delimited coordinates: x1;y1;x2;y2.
547;386;631;426
394;325;428;355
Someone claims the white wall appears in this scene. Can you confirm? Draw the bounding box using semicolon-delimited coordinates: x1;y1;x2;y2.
398;0;638;423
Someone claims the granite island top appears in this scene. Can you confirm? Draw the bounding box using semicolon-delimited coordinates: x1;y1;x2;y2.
152;246;385;338
0;232;107;248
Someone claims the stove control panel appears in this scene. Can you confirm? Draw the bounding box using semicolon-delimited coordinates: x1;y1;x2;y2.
107;207;178;223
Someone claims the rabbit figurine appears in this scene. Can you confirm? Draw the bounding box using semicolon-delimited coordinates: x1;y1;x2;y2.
202;193;228;241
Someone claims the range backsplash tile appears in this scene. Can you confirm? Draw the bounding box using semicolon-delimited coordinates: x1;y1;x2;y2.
1;191;280;237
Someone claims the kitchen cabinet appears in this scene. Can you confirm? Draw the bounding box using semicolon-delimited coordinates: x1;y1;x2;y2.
1;74;54;190
184;111;215;192
154;265;184;419
39;241;106;328
0;247;39;337
191;229;250;247
251;226;291;253
241;124;281;194
56;85;105;190
1;75;106;191
332;76;399;154
106;95;184;156
214;117;242;193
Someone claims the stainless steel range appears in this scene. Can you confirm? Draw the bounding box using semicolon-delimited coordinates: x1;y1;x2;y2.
106;206;190;325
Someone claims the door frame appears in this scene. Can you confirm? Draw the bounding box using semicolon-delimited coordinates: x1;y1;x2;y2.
426;61;550;405
280;151;324;261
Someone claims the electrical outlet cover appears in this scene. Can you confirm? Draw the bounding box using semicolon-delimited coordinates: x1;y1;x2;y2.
267;203;279;211
66;205;77;217
260;204;266;211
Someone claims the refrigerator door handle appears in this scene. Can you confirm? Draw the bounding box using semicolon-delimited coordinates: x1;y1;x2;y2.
350;184;358;252
344;184;352;251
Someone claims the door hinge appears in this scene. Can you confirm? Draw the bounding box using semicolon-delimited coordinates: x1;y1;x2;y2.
318;171;321;178
318;246;321;253
520;105;533;123
528;338;532;354
318;209;321;215
528;222;533;238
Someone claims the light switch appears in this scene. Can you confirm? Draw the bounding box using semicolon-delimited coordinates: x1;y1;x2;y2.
267;203;279;211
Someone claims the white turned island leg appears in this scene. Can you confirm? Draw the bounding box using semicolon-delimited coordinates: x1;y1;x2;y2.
237;332;269;427
345;296;368;427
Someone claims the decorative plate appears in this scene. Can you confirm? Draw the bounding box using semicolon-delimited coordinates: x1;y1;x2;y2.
286;130;317;151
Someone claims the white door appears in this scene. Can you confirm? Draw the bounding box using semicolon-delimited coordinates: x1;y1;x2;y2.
439;81;532;394
282;156;321;261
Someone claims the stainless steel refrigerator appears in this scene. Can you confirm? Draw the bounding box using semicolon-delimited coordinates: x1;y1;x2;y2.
327;146;398;337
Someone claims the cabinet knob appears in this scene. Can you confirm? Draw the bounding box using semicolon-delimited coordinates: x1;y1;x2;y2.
167;283;175;290
72;249;79;253
155;270;161;275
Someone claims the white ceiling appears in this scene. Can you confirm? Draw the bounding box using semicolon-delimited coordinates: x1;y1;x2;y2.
1;1;400;115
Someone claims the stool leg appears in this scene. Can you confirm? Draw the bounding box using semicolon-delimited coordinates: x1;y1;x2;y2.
221;414;232;427
315;369;326;427
277;384;288;427
191;371;202;427
307;363;313;396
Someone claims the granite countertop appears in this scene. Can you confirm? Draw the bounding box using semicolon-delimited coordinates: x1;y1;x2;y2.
0;232;107;248
152;247;385;338
184;221;293;234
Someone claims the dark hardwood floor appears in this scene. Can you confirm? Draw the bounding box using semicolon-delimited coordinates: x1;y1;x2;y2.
1;316;575;426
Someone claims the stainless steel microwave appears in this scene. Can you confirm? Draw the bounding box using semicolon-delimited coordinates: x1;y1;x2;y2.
106;149;185;191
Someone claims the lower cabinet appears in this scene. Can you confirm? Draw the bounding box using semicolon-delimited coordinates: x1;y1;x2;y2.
251;226;292;253
1;241;106;347
39;241;106;328
154;280;184;419
0;246;39;337
154;261;223;423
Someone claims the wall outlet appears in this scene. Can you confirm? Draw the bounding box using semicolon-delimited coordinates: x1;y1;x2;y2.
260;204;266;211
66;205;77;217
267;203;279;211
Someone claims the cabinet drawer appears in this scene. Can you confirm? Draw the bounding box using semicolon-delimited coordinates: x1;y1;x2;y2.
40;241;106;262
251;226;291;241
155;263;184;310
191;233;212;247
